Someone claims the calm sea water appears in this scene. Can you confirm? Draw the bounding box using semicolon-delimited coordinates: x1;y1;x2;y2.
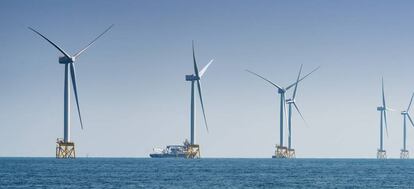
1;158;414;188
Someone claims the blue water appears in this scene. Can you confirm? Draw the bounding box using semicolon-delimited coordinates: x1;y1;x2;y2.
1;158;414;188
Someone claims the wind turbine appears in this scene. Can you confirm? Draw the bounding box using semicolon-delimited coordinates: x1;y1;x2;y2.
28;25;113;158
285;64;309;155
185;41;213;158
400;93;414;159
377;78;391;159
246;66;319;158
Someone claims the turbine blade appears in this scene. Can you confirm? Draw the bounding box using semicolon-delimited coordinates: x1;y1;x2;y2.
245;69;283;90
192;40;200;78
196;80;208;132
69;63;84;129
407;114;414;128
381;78;387;109
73;24;114;58
293;102;308;126
383;111;389;138
199;59;214;77
292;64;303;100
286;66;320;90
407;92;414;112
386;108;395;112
28;27;71;59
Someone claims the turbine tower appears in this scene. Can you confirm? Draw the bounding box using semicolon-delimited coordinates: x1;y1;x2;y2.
185;41;214;158
285;64;310;158
28;25;113;158
246;66;319;158
400;93;414;159
377;78;391;159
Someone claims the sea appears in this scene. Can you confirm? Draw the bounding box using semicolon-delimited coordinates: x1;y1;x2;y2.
1;158;413;188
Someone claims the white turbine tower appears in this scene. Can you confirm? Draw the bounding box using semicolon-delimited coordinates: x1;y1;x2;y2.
377;78;391;159
246;66;319;158
285;64;311;158
400;93;414;159
28;25;113;158
185;41;213;158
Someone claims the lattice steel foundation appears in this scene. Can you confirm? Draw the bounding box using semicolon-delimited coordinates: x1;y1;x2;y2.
272;145;289;158
56;138;76;159
401;149;409;159
185;144;200;159
287;148;296;158
377;149;386;159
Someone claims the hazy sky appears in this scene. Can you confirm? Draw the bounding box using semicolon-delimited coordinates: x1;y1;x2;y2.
2;0;414;158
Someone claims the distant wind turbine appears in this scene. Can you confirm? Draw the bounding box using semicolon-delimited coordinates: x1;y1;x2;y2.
246;66;319;156
286;64;310;151
400;93;414;159
28;25;113;158
186;41;214;145
377;78;391;159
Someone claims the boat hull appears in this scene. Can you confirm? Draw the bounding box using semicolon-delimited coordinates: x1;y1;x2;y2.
149;153;186;158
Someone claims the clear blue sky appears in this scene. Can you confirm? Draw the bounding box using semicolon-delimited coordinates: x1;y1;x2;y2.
1;0;414;158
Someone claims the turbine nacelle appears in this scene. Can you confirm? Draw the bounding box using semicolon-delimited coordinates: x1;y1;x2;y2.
377;106;385;111
59;56;74;64
278;88;286;94
186;74;200;81
286;99;295;104
401;111;408;115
